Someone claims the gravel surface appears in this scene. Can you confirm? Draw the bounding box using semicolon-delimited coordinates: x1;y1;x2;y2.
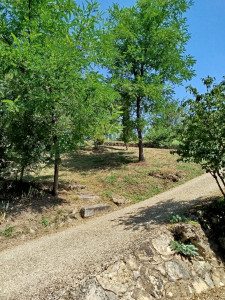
0;173;219;299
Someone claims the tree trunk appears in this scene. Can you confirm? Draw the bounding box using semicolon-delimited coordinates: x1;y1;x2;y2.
217;170;225;188
210;171;225;198
52;157;59;196
52;142;60;196
94;139;99;150
136;96;145;161
20;166;25;182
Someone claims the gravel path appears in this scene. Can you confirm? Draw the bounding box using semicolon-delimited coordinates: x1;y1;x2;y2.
0;173;219;299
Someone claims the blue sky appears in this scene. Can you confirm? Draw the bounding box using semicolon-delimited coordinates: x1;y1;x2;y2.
79;0;225;101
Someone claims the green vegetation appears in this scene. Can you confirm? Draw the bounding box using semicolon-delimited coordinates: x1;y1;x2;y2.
170;214;187;224
41;217;50;227
0;0;218;224
146;101;183;148
175;76;225;198
2;226;14;237
169;213;199;226
106;0;195;161
0;145;204;251
170;240;199;257
0;0;120;195
58;146;202;203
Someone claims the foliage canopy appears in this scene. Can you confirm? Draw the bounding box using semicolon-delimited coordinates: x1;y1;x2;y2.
0;0;120;193
106;0;195;160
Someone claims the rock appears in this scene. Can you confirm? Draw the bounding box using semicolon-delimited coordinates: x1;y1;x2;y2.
80;204;111;218
193;261;212;277
69;208;79;219
153;174;164;179
97;261;133;296
79;195;100;202
177;224;199;242
154;265;166;276
165;260;190;282
147;275;164;299
134;243;156;263
75;279;108;300
165;282;194;300
133;271;140;280
191;240;210;258
48;223;225;299
69;184;86;191
125;255;139;271
105;291;117;300
78;191;93;195
132;289;154;300
152;233;174;256
148;173;180;182
111;196;130;206
139;266;165;299
212;270;223;288
204;272;214;288
192;277;209;294
166;174;179;182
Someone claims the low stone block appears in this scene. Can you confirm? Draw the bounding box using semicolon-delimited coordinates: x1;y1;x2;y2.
111;196;130;206
79;195;100;202
69;184;86;191
80;204;111;218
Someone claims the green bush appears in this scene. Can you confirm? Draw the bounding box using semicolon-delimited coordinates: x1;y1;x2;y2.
170;214;187;223
170;240;199;256
96;136;105;145
2;226;14;237
41;216;50;227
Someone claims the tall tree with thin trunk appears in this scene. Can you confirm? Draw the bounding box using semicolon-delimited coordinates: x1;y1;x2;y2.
106;0;195;161
0;0;120;195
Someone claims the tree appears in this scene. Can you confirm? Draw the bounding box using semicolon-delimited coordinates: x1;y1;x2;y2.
106;0;195;161
146;99;183;148
116;85;137;149
1;108;51;181
176;76;225;197
0;0;120;195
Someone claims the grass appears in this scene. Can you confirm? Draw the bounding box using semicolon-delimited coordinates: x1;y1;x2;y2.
35;145;203;203
2;226;14;237
0;145;205;251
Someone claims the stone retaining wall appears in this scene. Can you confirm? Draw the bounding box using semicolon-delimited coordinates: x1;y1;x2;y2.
49;224;225;300
104;142;176;149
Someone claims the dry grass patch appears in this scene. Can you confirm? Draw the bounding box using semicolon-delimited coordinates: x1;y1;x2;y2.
0;145;203;251
57;146;203;203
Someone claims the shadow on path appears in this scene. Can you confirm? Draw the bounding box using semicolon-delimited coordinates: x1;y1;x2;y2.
112;196;213;231
112;194;225;263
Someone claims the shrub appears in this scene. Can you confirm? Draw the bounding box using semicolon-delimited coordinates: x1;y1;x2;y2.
170;240;199;256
